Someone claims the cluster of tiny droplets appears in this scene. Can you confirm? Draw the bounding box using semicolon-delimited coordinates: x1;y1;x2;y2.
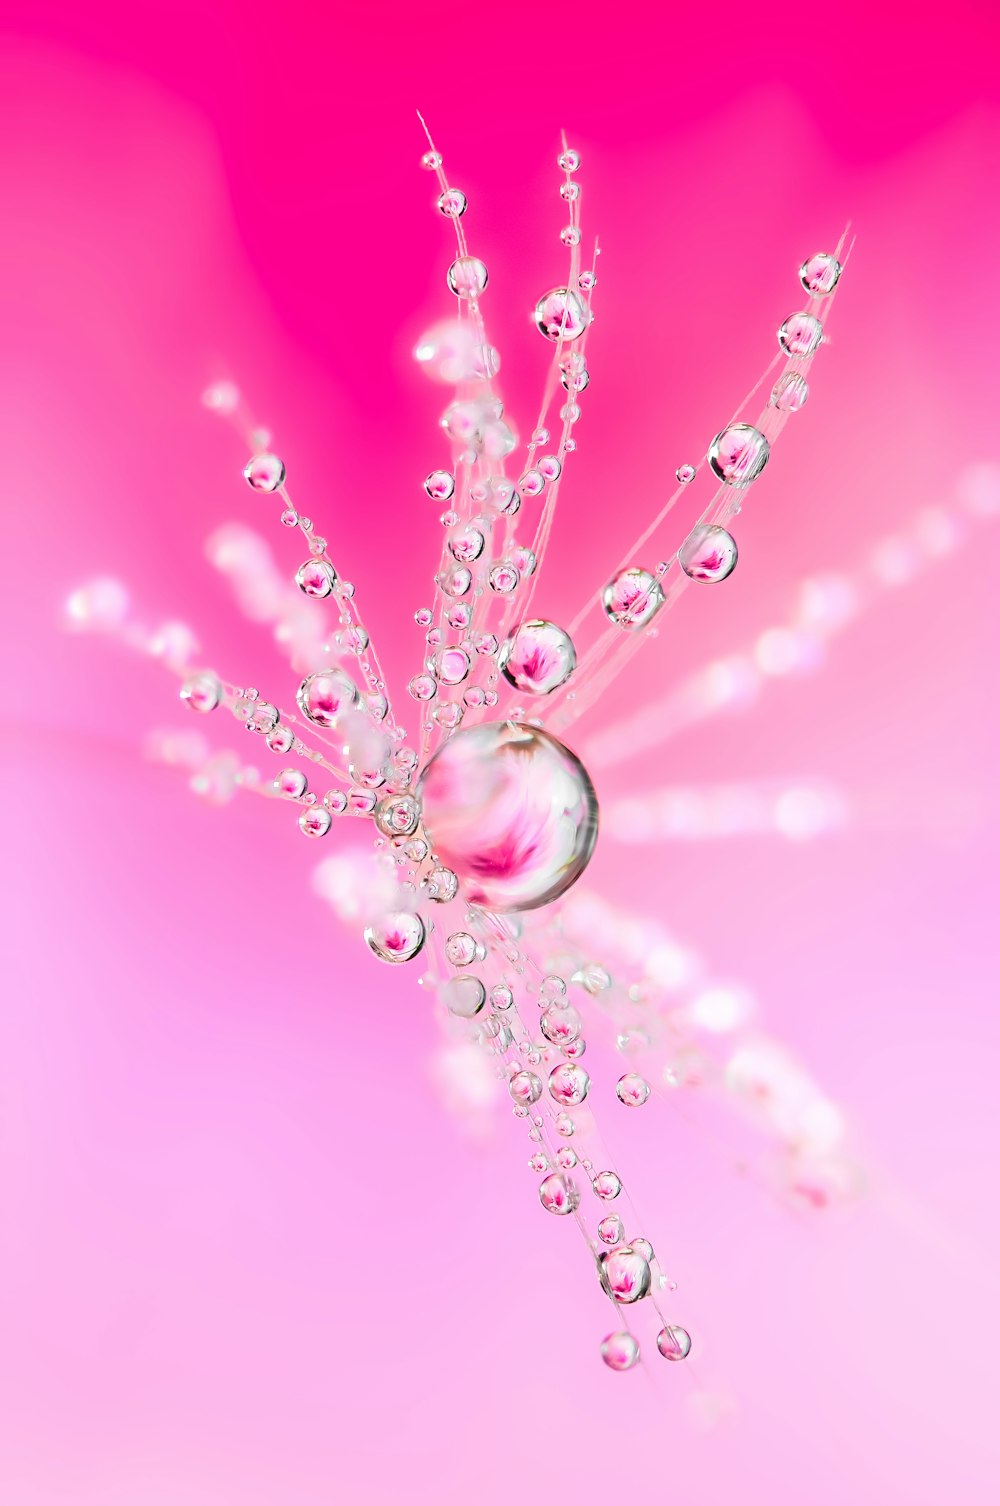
69;128;856;1376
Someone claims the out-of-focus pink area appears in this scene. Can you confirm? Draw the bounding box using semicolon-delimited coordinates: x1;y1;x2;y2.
2;3;999;1502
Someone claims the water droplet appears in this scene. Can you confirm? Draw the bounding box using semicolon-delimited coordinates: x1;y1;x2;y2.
770;371;809;412
431;646;471;687
540;1000;583;1046
602;567;664;630
296;669;358;728
447;526;485;563
598;1247;652;1304
437;188;467;217
548;1061;590;1106
488;563;519;595
298;806;332;839
534;288;589;342
365;911;426;964
598;1214;624;1244
560;225;581;247
616;1072;651;1107
799;252;841;297
447;256;488;299
678;524;738;583
445;931;477;967
708;424;769;486
420;149;442;170
243;453;286;492
440;565;472;598
593;1171;622;1201
675;463;696;484
538;1172;580;1215
558;148;580;171
778;312;823;357
416;721;598;911
274;768;308;799
631;1237;654;1261
295;558;337;597
424;469;456;501
373;793;420;838
600;1331;640;1371
441;975;486;1017
180;672;222;714
499;620;576;696
266;724;295;754
425;865;459;903
656;1325;692;1361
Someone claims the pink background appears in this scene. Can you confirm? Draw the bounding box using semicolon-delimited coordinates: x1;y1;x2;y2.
2;3;999;1502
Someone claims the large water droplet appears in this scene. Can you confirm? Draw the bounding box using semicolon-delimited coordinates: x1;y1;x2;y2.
534;288;589;342
600;1331;640;1371
538;1173;580;1215
602;567;664;630
678;525;738;583
708;424;769;486
499;620;576;695
416;721;599;911
296;669;358;729
598;1246;652;1304
799;252;841;297
365;911;427;964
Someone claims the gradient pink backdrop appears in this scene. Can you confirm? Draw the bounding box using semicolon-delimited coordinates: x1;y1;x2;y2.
2;3;999;1502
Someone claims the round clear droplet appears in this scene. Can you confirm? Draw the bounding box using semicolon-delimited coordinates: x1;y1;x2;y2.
416;721;599;911
678;524;738;583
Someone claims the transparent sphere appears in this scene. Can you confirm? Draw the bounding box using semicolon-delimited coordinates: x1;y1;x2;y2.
295;558;337;597
601;1332;640;1372
373;793;420;838
770;371;809;412
598;1246;652;1304
437;188;467;218
416;721;599;911
364;911;426;964
266;724;295;754
243;453;286;492
424;469;456;501
534;287;589;342
499;620;576;695
443;975;486;1017
538;1173;580;1215
778;312;823;357
678;524;738;583
447;256;488;299
180;672;222;714
799;251;842;297
675;463;696;484
444;931;477;967
598;1214;624;1244
274;768;307;799
616;1072;651;1107
656;1324;692;1361
540;1000;583;1046
431;646;471;686
296;669;358;729
593;1170;622;1201
548;1061;590;1106
708;423;770;486
508;1069;543;1106
298;806;332;839
602;567;664;630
